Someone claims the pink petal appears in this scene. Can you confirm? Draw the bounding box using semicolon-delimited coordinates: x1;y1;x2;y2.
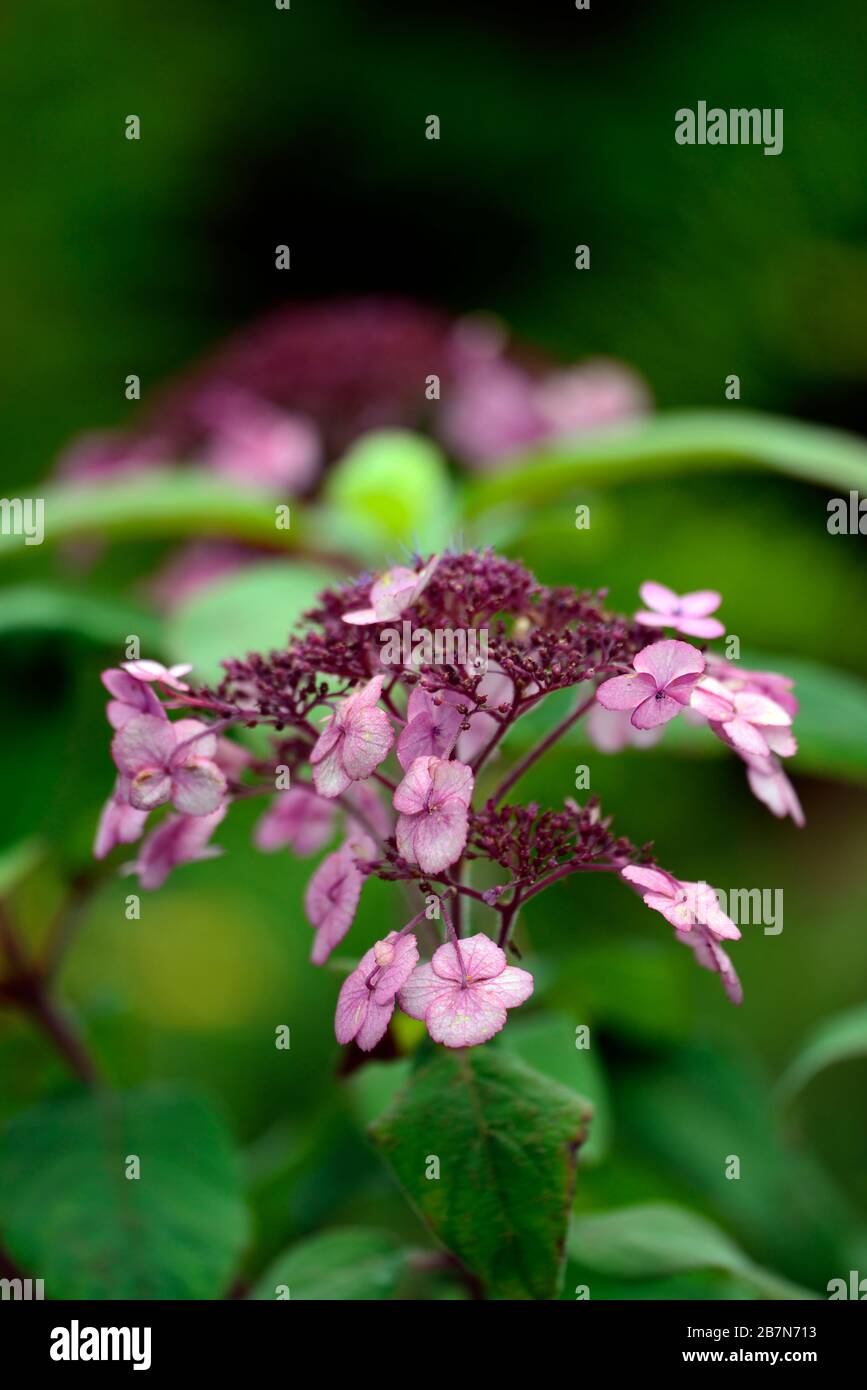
684;882;741;941
724;716;770;758
93;786;148;859
171;759;227;815
335;969;372;1045
171;719;218;761
690;682;734;722
678;590;722;617
425;983;508;1047
128;770;173;811
639;582;680;614
763;727;797;758
112;714;176;776
432;932;506;984
341;706;394;779
634;639;704;688
677;927;742;1005
621;864;678;897
311;743;352;798
310;716;342;765
430;758;474;809
410;803;468;873
634;610;668;628
355;996;395;1051
127;807;225;891
398;962;450;1020
254;787;336;855
746;760;805;827
676;616;725;639
341;606;379;626
483;965;534;1009
305;846;363;958
732;692;791;727
371;933;420;1002
393;756;436;815
630;692;684;729
596;672;656;711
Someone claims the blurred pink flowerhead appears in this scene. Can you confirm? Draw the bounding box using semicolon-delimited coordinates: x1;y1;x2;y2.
342;556;439;626
335;930;419;1051
398;932;534;1047
620;864;740;941
123;806;226;891
310;675;394;797
254;785;337;856
596;639;705;730
635;582;725;639
194;384;321;493
393;756;474;874
111;716;227;815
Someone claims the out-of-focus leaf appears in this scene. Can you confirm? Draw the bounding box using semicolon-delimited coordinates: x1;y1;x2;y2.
501;1013;613;1165
0;1086;249;1299
248;1227;409;1300
0;470;304;554
0;838;45;897
325;430;456;549
464;410;867;516
166;559;339;682
0;585;162;648
568;1204;816;1299
370;1046;592;1300
778;1005;867;1105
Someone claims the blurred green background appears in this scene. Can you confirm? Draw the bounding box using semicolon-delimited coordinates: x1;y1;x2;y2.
0;0;866;1300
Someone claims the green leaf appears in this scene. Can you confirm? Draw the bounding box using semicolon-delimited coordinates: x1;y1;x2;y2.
0;585;162;648
0;837;45;897
464;410;867;516
165;558;339;682
248;1227;409;1300
325;430;457;549
369;1046;593;1300
777;1005;867;1105
0;1086;249;1299
568;1204;817;1300
500;1013;613;1165
0;469;303;556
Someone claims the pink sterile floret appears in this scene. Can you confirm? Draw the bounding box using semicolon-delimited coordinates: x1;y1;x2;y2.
596;639;705;730
690;676;793;759
342;556;439;625
397;685;465;770
101;669;165;730
635;582;725;639
120;659;193;691
310;674;394;798
305;836;373;965
335;931;420;1051
393;756;474;874
123;806;226;891
93;778;149;859
112;715;227;815
398;932;534;1047
620;864;740;940
254;784;337;856
676;925;743;1005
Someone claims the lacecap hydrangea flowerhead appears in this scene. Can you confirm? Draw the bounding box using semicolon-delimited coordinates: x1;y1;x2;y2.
94;551;804;1048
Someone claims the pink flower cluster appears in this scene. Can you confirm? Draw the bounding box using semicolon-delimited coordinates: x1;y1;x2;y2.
93;554;806;1046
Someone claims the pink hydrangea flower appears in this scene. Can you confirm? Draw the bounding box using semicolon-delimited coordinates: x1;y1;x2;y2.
397;686;464;770
254;785;337;855
704;656;798;719
635;583;725;639
676;924;743;1005
123;806;226;890
690;676;793;759
305;838;372;964
393;756;474;874
342;556;439;625
196;384;321;493
120;659;192;691
310;675;394;797
101;669;165;730
596;639;705;730
112;715;227;814
620;865;740;940
93;778;149;859
335;931;420;1051
398;933;534;1047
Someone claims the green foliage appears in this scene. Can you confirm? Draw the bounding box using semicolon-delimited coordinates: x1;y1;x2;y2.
370;1045;592;1299
778;1005;867;1106
324;430;456;549
0;1086;249;1299
249;1227;409;1300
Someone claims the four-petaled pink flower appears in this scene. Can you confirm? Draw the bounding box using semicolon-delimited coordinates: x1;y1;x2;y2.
342;556;439;625
620;865;740;940
123;807;226;890
335;931;420;1051
310;675;394;798
635;582;725;639
254;785;337;856
398;933;534;1047
112;715;227;814
690;676;793;759
397;686;464;770
120;659;193;691
393;756;474;874
596;639;705;730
